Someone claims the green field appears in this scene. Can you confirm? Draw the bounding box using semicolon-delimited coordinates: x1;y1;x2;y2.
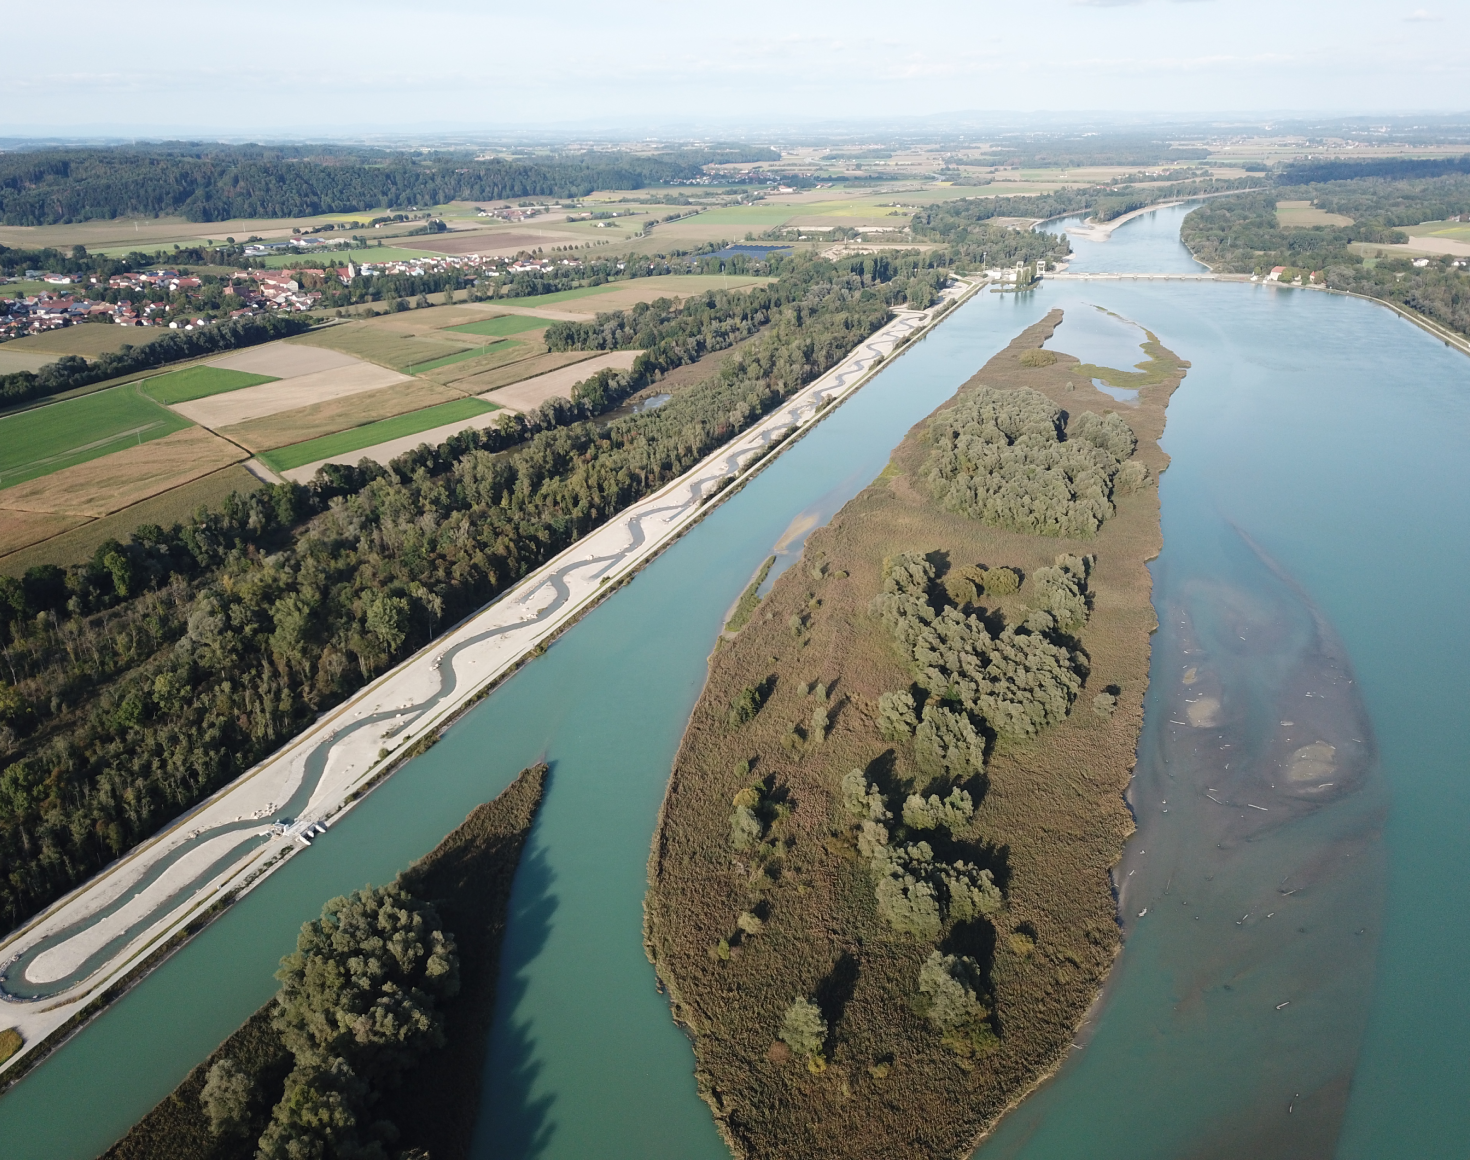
263;246;442;268
288;325;469;371
143;365;278;404
404;341;514;375
1419;220;1470;242
692;205;802;226
259;397;500;472
494;284;619;307
443;316;549;338
0;384;193;490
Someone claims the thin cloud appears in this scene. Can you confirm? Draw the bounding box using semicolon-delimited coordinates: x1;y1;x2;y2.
1404;7;1443;18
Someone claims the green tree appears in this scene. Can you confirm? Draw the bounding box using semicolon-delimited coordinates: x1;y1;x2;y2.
199;1057;254;1138
779;997;828;1060
259;881;458;1158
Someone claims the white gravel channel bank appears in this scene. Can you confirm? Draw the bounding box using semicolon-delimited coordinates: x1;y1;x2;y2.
0;279;978;1074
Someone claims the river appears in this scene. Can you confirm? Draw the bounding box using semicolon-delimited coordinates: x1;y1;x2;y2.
2;203;1467;1159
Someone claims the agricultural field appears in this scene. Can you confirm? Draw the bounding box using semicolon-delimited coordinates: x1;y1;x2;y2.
1415;219;1470;242
479;350;639;413
1276;200;1355;227
0;384;193;491
446;351;599;396
414;340;547;387
0;348;59;375
1;323;170;359
170;361;409;428
259;397;500;473
218;381;463;453
0;426;243;517
287;321;475;371
142;365;278;404
0;462;262;572
443;315;550;338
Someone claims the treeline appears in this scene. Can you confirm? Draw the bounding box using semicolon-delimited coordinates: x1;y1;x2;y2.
909;177;1255;245
1180;178;1470;339
0;252;930;932
0;144;780;225
0;313;314;408
1277;154;1470;186
310;246;777;313
0;241;263;280
543;251;931;355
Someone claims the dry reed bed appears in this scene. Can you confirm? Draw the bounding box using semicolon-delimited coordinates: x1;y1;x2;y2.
645;310;1185;1159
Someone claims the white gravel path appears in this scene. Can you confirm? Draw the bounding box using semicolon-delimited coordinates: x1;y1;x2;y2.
0;281;977;1074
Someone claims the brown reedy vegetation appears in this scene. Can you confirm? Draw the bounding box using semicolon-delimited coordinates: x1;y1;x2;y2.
645;309;1186;1159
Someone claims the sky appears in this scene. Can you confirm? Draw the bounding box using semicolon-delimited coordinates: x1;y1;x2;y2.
4;0;1467;137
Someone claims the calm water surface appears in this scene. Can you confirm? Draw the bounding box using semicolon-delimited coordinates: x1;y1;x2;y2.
3;207;1468;1159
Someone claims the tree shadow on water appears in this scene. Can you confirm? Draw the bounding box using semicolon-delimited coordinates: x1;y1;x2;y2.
474;837;560;1160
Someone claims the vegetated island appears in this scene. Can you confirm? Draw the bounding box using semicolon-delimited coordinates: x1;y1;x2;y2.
102;761;546;1160
645;309;1186;1159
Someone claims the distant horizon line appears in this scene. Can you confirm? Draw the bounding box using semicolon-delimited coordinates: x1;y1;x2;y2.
4;110;1470;146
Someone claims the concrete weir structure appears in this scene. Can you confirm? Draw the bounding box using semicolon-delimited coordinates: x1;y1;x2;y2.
0;279;978;1077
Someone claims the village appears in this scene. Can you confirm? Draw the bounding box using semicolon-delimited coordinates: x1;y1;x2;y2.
0;249;579;343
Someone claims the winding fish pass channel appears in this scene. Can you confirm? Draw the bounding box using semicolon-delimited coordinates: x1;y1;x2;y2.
0;289;967;1053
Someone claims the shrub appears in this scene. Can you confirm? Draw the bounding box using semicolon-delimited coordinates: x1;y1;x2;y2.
808;704;829;744
872;842;1001;937
730;804;763;850
877;690;918;740
912;705;985;779
1067;409;1137;459
1029;554;1092;635
902;787;975;832
916;952;999;1059
257;881;459;1160
729;679;772;727
980;566;1019;596
874;553;1083;743
1018;348;1057;367
0;1026;21;1065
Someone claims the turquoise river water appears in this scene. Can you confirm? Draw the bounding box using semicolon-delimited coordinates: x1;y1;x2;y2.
1;204;1467;1158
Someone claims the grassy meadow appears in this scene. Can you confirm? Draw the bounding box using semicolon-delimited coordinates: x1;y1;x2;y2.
0;384;193;490
645;311;1186;1160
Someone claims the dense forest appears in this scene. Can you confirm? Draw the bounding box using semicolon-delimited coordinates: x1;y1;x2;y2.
0;144;779;225
1181;171;1470;339
0;251;938;933
1276;154;1470;186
